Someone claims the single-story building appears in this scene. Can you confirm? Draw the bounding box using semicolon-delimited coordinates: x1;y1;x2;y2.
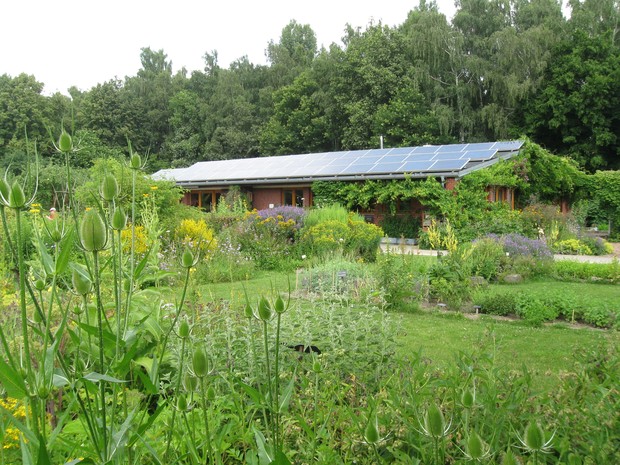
153;140;523;226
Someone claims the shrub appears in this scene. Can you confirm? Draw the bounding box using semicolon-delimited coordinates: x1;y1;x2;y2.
552;260;620;283
297;257;374;301
121;224;149;255
428;247;473;310
380;214;420;239
474;291;518;316
581;236;614;255
347;218;383;262
553;239;593;255
376;252;428;311
174;218;217;258
515;294;560;326
194;237;255;283
469;237;507;281
299;219;350;258
304;204;350;228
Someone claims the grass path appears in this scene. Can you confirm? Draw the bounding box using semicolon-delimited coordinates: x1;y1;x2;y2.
394;310;619;391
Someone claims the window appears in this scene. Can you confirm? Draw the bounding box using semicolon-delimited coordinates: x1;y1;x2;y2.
283;189;304;207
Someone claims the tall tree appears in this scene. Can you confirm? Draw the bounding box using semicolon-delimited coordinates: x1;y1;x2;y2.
0;73;48;148
525;30;620;169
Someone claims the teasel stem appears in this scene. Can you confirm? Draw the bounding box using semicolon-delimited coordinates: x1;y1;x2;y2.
15;208;42;437
92;250;108;459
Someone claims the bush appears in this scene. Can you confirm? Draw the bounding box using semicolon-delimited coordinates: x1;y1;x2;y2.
347;218;383;262
474;291;518;316
298;219;350;258
553;239;593;255
296;257;374;301
581;236;614;255
376;252;428;311
469;238;507;281
175;218;218;258
379;214;420;239
552;260;620;283
515;294;560;326
304;204;350;228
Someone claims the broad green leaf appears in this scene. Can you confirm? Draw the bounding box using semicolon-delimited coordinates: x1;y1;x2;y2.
55;228;75;275
37;434;52;465
278;375;295;413
82;372;127;383
37;235;54;276
271;450;292;465
0;357;27;398
253;427;273;465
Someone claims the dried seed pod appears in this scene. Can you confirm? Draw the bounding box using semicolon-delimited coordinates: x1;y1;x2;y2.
80;210;107;252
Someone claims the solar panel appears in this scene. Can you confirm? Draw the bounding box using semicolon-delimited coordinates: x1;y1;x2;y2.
436;144;468;153
364;148;392;157
399;161;435;172
430;159;469;171
432;152;466;161
379;154;408;164
493;141;523;151
161;140;524;185
405;153;435;162
387;147;414;155
357;155;383;164
339;164;376;175
367;163;403;174
465;149;497;161
464;142;494;151
411;146;438;154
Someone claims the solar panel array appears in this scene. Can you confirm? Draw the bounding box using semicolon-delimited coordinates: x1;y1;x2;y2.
156;141;523;185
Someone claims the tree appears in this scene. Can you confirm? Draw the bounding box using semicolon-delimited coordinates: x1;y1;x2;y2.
267;20;317;87
525;30;620;170
0;73;48;148
259;72;330;155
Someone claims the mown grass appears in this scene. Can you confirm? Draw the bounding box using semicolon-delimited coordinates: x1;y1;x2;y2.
395;310;619;392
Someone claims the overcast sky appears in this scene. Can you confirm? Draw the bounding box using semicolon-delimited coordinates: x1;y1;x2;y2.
1;1;457;95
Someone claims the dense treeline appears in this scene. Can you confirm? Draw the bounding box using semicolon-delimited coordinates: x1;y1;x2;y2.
1;0;618;174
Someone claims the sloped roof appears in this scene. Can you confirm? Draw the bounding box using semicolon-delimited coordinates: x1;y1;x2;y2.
153;141;523;188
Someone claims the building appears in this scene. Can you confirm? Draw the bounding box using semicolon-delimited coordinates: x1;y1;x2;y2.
153;140;523;227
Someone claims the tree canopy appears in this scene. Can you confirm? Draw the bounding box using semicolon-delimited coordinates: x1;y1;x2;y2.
0;0;618;172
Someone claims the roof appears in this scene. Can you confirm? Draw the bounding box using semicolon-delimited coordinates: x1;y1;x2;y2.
153;141;524;188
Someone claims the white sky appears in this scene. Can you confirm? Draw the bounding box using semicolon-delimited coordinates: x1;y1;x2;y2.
1;1;457;96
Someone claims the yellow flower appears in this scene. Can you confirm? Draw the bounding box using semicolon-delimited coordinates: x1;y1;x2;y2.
150;186;158;190
85;207;92;212
143;193;149;198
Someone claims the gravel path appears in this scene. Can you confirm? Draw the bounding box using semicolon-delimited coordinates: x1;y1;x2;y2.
380;243;619;264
